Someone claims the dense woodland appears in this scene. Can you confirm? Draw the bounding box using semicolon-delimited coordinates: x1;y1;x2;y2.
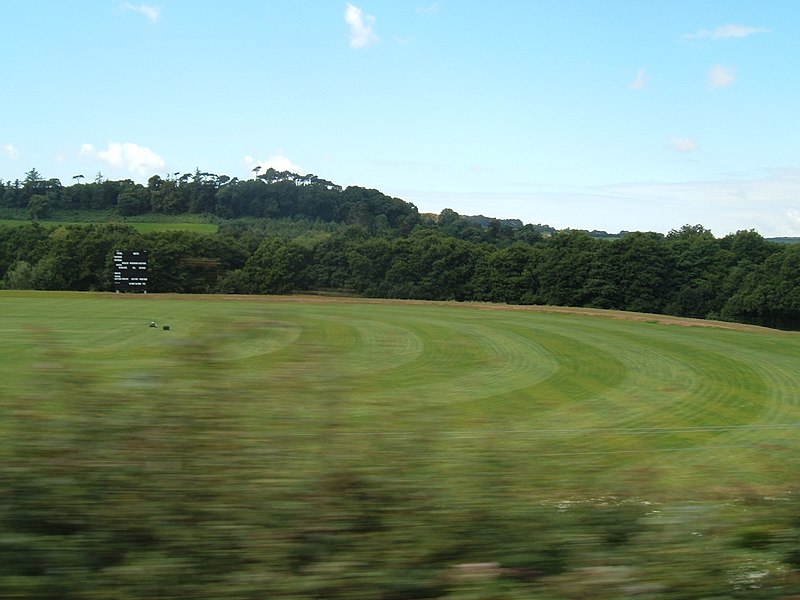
2;168;799;329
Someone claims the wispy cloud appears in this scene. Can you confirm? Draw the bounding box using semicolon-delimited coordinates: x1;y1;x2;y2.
708;64;736;89
120;2;161;24
390;166;800;237
670;136;699;153
244;155;303;176
629;68;648;90
683;23;770;40
602;168;800;236
82;142;166;175
345;3;378;48
416;3;442;16
2;144;19;160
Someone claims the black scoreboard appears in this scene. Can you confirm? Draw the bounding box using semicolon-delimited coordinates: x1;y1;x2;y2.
113;250;148;292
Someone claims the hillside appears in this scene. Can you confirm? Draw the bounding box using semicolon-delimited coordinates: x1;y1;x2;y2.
2;169;800;330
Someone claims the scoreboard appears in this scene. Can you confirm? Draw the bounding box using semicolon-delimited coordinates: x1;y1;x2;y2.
113;250;148;292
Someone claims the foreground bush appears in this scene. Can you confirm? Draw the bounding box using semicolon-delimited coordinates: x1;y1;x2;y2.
4;333;800;598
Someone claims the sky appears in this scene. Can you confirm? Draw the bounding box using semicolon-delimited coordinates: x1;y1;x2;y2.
2;1;799;236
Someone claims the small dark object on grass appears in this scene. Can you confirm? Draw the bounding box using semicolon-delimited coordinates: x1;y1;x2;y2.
163;325;170;331
150;321;157;327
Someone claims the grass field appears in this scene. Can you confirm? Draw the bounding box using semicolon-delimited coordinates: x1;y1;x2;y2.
112;221;218;234
3;291;799;499
3;291;800;596
0;219;218;233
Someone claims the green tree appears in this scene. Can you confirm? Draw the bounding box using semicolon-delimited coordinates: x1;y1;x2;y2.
664;225;721;317
147;174;187;214
535;230;602;307
721;244;800;329
384;229;484;300
0;179;24;208
473;242;540;303
33;224;142;291
339;186;419;232
309;231;358;290
184;169;219;214
116;183;150;216
0;223;49;278
22;167;44;191
346;235;395;296
145;230;246;293
242;238;311;294
27;194;50;221
2;260;35;289
594;232;671;313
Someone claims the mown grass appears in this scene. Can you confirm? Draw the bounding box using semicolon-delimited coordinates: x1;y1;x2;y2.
3;291;800;597
2;291;800;498
0;218;218;233
119;221;218;233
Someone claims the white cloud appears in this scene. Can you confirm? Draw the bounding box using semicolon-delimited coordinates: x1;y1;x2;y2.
708;64;736;89
345;3;378;48
601;168;800;236
684;24;770;40
401;167;800;237
82;142;166;175
629;68;648;90
670;136;699;153
2;144;19;160
244;155;303;176
120;2;161;24
416;3;442;16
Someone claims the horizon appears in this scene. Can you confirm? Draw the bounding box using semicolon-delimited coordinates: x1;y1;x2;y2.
4;166;800;239
2;1;799;237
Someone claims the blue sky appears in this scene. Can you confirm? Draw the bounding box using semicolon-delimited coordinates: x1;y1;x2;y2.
2;1;799;236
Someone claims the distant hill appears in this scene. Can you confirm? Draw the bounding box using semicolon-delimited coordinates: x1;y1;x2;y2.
462;214;524;228
460;214;557;236
767;237;800;244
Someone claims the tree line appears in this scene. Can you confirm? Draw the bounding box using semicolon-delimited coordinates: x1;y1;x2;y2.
2;167;799;328
1;211;798;329
0;167;421;228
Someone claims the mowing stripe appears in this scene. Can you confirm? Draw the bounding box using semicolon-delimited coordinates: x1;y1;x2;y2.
3;292;800;498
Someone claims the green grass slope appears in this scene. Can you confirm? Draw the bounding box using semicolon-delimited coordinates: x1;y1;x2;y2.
2;291;799;497
0;218;218;233
3;291;800;597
